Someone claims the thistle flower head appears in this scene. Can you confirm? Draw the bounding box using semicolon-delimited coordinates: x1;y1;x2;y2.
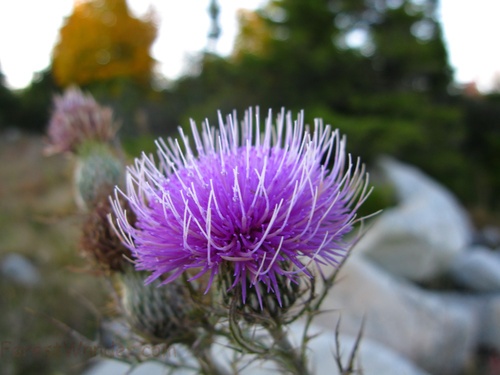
45;86;117;155
111;108;370;308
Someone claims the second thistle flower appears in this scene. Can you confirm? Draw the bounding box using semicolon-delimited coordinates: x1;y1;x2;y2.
45;86;117;155
45;86;123;210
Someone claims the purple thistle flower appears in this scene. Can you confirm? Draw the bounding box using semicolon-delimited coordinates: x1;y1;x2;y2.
111;108;370;307
45;86;117;155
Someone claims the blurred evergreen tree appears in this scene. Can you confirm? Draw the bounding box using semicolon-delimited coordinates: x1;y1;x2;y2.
462;93;500;211
372;4;443;92
172;0;458;144
166;0;474;206
177;0;453;117
16;69;59;133
0;64;19;129
207;0;221;52
331;0;452;95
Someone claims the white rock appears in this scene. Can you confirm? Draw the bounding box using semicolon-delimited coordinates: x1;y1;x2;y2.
220;322;429;375
449;246;500;292
287;324;430;375
316;255;478;375
355;157;473;281
432;293;500;352
83;359;130;375
1;253;41;287
129;361;184;375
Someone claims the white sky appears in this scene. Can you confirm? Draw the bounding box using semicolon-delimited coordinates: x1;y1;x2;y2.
0;0;499;92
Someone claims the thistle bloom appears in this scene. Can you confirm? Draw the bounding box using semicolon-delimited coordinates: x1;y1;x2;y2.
111;109;370;307
45;86;117;155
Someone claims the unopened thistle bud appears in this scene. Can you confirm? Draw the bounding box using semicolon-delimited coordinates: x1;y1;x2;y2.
80;193;132;273
219;262;301;321
118;267;204;345
74;143;123;209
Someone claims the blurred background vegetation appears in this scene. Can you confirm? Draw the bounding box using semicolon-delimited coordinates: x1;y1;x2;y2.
1;0;499;373
2;0;498;218
1;0;499;217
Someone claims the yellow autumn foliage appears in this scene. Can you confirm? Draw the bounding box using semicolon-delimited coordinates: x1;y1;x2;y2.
52;0;157;87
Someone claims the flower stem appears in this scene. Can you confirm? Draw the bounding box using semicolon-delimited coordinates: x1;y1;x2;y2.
195;347;230;375
267;324;311;375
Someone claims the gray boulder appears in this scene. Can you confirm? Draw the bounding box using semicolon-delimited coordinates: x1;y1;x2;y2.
1;253;41;287
449;245;500;292
317;255;478;375
355;157;473;281
287;324;430;375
